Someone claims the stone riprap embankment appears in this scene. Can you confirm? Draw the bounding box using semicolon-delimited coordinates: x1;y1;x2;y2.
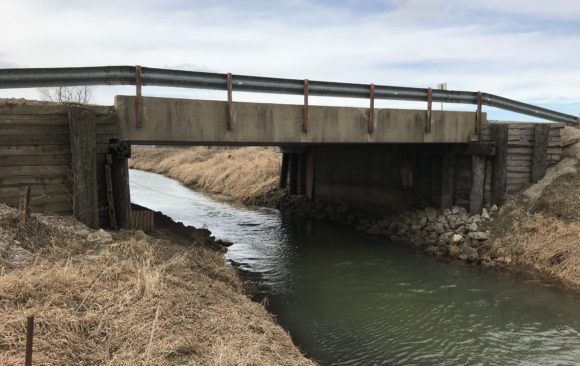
279;196;498;264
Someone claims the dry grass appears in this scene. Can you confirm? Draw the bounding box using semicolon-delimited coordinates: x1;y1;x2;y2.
490;209;580;287
487;158;580;288
129;147;282;206
0;206;314;365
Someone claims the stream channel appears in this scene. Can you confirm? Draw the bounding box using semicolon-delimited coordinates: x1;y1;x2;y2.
130;169;580;366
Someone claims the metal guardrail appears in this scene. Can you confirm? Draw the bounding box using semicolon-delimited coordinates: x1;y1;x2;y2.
0;66;577;126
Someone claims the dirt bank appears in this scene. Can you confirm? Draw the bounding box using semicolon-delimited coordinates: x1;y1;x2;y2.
0;204;314;365
129;147;283;207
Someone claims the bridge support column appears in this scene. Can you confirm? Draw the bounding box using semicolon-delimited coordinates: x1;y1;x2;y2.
288;153;299;195
441;154;456;209
491;124;508;206
279;153;289;189
415;153;431;207
68;107;99;229
110;140;132;229
469;155;486;214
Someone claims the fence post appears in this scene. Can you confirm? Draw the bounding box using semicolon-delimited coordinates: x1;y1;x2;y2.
25;316;34;366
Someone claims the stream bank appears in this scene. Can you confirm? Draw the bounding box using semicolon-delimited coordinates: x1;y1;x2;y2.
0;203;314;365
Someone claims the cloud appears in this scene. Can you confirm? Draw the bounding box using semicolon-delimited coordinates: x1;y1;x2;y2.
0;0;577;120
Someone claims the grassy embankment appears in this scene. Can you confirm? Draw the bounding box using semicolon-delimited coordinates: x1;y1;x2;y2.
485;127;580;288
129;147;282;206
0;204;314;365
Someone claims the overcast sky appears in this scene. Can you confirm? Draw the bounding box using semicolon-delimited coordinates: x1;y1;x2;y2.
0;0;578;120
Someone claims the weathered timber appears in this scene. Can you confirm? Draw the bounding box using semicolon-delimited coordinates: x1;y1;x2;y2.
441;154;456;209
0;154;71;167
415;154;431;206
288;153;299;195
18;186;31;225
105;154;118;230
110;140;131;229
0;165;71;178
69;107;99;229
131;209;154;234
298;152;307;195
531;124;550;183
279;152;289;189
305;152;315;200
0;184;72;198
469;156;486;214
491;124;508;205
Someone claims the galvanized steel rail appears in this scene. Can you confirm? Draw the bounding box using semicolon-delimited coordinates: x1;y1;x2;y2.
0;66;576;125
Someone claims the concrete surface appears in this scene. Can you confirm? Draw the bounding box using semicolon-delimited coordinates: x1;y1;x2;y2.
115;96;481;145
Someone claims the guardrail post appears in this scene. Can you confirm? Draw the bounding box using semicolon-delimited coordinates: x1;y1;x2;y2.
368;83;375;134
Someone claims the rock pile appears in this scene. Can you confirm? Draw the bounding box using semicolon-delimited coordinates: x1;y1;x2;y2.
279;195;498;263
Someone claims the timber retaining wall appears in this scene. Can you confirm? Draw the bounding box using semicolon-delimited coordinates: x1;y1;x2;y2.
0;101;119;226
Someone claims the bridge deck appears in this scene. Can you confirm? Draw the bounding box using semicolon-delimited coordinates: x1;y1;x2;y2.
115;96;480;145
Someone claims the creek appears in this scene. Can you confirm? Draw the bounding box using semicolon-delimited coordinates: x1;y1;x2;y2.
130;169;580;366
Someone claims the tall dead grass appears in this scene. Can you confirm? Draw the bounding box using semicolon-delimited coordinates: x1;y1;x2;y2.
488;159;580;288
129;147;282;205
0;208;314;365
490;209;580;287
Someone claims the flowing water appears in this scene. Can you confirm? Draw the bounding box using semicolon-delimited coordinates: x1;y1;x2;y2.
130;169;580;366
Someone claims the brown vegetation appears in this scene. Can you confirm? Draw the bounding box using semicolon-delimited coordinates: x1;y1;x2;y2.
0;204;314;365
129;147;283;206
485;131;580;288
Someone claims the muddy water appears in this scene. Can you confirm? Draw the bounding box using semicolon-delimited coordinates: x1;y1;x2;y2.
130;169;580;366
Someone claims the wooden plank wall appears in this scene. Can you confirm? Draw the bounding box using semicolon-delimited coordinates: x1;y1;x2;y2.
479;121;563;204
0;101;119;225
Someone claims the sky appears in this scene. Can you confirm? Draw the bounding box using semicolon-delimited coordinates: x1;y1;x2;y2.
0;0;579;121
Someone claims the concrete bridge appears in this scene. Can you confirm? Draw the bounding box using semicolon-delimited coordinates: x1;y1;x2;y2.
0;66;575;230
114;96;479;145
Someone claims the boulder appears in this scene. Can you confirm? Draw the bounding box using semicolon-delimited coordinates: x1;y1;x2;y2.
424;207;438;222
366;225;382;235
451;206;460;214
451;234;463;243
481;208;490;220
464;246;479;262
87;229;113;245
467;222;478;232
439;232;454;245
468;215;481;224
468;231;490;241
490;204;498;213
434;223;446;235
